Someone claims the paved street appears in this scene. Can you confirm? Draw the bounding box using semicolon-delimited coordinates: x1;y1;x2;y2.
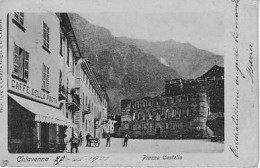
76;138;224;153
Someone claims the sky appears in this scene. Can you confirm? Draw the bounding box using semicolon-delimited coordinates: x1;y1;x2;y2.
80;12;224;55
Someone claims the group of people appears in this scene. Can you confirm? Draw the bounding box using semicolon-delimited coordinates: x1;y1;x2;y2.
66;132;131;153
67;132;93;153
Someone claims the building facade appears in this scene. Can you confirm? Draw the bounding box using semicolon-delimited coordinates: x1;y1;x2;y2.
7;12;108;153
56;13;82;144
120;65;224;139
74;58;108;140
106;119;117;134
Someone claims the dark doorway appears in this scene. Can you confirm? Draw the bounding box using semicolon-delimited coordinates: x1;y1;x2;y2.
156;127;161;136
8;96;35;153
40;123;49;152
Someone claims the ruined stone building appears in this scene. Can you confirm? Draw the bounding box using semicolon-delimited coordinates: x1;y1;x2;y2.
120;65;224;139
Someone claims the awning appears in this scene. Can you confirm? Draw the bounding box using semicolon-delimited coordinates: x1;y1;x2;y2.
9;94;77;128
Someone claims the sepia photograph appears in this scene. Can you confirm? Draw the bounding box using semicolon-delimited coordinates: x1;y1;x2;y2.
0;0;258;167
7;12;224;154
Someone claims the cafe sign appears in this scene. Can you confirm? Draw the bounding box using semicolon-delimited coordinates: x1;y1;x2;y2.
10;78;58;107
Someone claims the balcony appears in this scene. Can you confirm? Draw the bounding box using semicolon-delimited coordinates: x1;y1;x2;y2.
66;94;80;111
58;84;67;101
82;104;91;115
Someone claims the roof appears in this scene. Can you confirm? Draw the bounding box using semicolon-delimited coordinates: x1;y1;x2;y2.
56;13;83;59
199;65;224;79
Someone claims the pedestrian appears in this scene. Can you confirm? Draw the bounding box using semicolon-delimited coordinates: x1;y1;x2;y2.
86;133;91;147
69;134;79;153
78;132;83;146
123;133;130;147
106;133;111;147
64;135;70;153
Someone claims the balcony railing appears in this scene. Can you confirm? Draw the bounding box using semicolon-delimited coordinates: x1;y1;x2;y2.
72;95;80;107
82;104;91;115
66;94;80;111
58;84;67;101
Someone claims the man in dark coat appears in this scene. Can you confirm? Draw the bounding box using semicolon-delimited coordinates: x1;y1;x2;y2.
86;133;91;147
78;132;83;146
69;134;79;153
123;133;130;147
106;133;111;147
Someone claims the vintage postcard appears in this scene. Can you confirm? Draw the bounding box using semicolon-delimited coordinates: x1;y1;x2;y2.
0;0;258;167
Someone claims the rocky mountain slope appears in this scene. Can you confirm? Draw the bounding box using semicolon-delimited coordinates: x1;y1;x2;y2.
118;37;224;79
68;14;180;115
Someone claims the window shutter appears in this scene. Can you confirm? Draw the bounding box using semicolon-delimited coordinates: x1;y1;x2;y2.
43;22;49;49
13;43;19;75
43;22;46;46
14;13;19;20
47;27;49;43
20;16;24;25
46;26;49;49
60;34;62;55
41;64;49;91
46;66;49;91
42;64;45;89
23;51;29;80
18;47;24;79
19;12;24;25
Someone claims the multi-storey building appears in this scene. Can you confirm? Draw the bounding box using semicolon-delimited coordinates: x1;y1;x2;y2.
120;65;224;139
7;12;108;153
74;58;109;139
7;12;77;153
56;13;82;142
105;119;117;134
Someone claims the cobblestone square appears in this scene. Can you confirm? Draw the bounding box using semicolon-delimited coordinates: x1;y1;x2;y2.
76;138;224;153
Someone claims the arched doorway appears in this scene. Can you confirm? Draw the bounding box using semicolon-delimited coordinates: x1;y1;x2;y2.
156;127;161;136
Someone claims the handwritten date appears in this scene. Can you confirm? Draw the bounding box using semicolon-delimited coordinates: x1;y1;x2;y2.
54;155;110;165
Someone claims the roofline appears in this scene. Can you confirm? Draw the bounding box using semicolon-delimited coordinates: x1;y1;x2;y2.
58;13;83;59
79;58;107;102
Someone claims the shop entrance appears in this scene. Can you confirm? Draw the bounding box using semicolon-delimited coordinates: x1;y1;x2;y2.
8;96;35;153
40;123;49;152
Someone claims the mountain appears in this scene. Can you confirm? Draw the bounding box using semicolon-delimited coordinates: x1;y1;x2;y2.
118;37;224;79
68;14;180;115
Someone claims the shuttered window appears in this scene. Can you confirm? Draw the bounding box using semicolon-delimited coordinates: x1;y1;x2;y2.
13;44;19;75
14;12;24;26
23;51;29;80
42;64;50;91
13;43;29;81
43;22;50;50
